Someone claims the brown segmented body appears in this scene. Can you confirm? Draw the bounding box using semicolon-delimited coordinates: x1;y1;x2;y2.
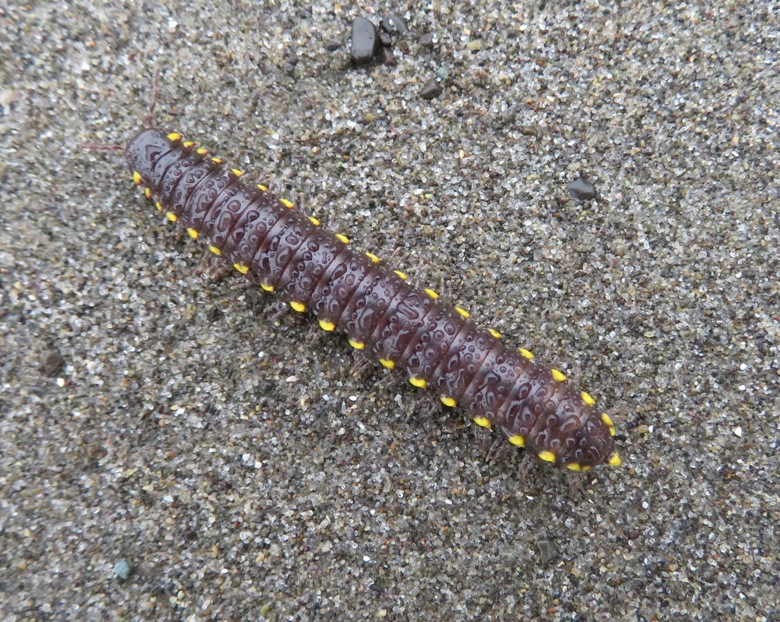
125;127;621;473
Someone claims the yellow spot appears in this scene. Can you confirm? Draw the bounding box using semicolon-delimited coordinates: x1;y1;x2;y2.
488;329;501;339
508;434;525;448
551;369;567;382
280;198;294;208
609;427;616;436
261;283;275;292
538;450;556;463
566;463;582;472
380;359;395;369
601;413;614;427
257;184;268;191
440;396;457;407
209;245;221;256
155;201;163;212
144;187;152;198
165;212;177;222
424;288;439;300
394;270;408;280
233;263;249;274
581;465;592;471
197;148;208;155
608;452;622;467
474;416;491;429
231;168;244;177
210;157;223;164
409;377;427;389
290;301;306;312
183;141;195;148
335;234;350;244
132;171;142;185
455;306;470;319
365;252;381;263
519;348;534;360
581;391;595;406
319;319;335;331
348;339;365;350
166;132;182;142
309;216;321;226
186;228;198;239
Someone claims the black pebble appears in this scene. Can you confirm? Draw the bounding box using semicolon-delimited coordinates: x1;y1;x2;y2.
351;17;379;65
567;177;597;201
381;14;408;36
43;350;66;376
536;539;559;566
420;78;442;100
418;33;435;48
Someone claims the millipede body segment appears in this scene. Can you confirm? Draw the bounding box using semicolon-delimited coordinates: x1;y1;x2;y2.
125;128;621;472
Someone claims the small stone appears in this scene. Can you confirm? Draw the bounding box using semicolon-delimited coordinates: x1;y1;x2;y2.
113;560;131;580
467;40;483;52
0;250;14;268
43;351;66;376
0;89;19;114
420;79;442;100
567;177;597;201
434;67;449;81
536;539;558;565
351;17;379;65
520;125;539;137
418;33;435;49
381;15;408;36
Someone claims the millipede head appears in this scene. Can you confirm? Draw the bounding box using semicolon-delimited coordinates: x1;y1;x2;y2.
560;411;619;470
125;127;179;187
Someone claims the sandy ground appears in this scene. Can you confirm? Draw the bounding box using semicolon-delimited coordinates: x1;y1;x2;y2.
1;1;778;620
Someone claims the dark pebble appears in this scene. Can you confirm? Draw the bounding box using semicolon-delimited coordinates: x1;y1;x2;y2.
499;106;518;125
567;177;597;201
43;350;66;376
351;17;379;65
324;40;341;52
520;125;539;137
418;33;435;49
381;15;408;36
420;78;442;100
536;539;558;566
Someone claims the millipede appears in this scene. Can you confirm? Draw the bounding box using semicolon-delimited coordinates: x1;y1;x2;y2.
124;126;621;476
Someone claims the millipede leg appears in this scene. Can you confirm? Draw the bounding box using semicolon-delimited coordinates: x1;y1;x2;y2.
270;302;290;324
425;399;443;418
376;371;400;390
485;436;507;463
290;189;304;213
255;169;281;194
437;277;451;300
350;353;373;380
566;471;586;496
473;425;493;455
516;453;535;480
197;248;214;272
229;278;254;291
197;251;232;281
145;67;160;128
306;323;324;345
